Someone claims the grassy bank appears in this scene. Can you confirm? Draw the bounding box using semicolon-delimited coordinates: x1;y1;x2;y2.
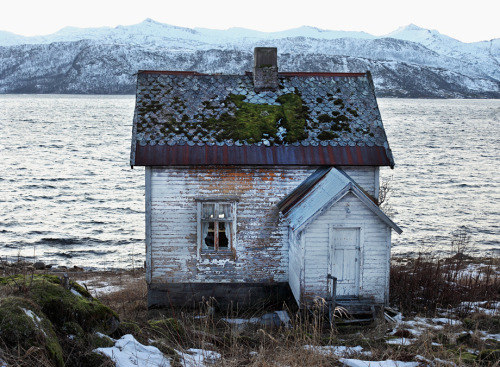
0;254;499;366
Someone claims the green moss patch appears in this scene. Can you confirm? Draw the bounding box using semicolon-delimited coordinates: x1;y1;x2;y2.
29;278;119;335
198;93;309;144
0;296;64;367
0;274;119;335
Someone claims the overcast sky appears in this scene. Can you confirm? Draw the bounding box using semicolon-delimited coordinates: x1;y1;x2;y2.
2;0;499;43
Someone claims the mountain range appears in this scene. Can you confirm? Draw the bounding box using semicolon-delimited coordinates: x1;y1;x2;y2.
1;19;499;98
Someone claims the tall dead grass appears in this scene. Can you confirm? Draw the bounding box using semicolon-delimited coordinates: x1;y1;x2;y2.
390;254;500;316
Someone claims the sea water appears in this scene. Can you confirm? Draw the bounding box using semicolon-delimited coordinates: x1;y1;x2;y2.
0;95;498;269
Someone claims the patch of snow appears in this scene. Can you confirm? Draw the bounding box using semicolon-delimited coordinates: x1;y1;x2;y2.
95;332;114;342
22;308;41;324
221;317;260;325
431;318;462;326
78;280;124;295
304;345;371;357
274;310;291;327
479;332;500;342
22;308;46;336
71;288;82;297
415;355;457;367
176;348;221;367
95;334;171;367
386;338;415;345
340;359;419;367
458;301;500;315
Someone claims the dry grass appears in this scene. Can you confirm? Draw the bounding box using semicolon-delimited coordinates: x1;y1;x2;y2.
1;256;499;366
390;254;500;316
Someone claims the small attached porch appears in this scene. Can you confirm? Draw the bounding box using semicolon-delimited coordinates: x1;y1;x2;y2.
278;167;402;321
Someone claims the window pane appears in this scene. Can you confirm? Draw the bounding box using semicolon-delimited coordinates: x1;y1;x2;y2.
204;222;215;249
219;204;232;220
202;203;215;220
219;222;229;248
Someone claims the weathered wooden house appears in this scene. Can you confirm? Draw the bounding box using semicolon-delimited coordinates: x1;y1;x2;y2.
130;48;401;312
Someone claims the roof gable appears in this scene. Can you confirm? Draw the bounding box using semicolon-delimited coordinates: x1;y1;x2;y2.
131;69;395;167
278;167;402;234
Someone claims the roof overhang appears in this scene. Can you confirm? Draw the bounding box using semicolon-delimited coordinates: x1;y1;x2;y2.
132;144;394;167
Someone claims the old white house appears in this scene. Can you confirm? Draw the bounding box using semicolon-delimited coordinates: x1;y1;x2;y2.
130;48;401;313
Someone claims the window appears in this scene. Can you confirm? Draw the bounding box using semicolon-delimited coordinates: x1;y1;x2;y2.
197;200;236;254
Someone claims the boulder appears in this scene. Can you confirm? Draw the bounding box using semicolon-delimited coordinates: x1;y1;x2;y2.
0;297;64;367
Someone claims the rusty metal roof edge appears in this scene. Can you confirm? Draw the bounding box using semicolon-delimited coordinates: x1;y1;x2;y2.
137;70;367;78
131;145;394;167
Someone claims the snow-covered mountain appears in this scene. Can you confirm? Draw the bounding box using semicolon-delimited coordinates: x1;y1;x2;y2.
0;20;499;97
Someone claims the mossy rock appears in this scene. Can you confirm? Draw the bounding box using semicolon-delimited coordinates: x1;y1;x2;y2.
61;320;85;339
115;320;142;337
89;332;116;348
484;338;500;349
77;351;115;367
0;296;64;367
479;349;500;362
147;318;185;340
456;351;477;363
4;274;120;335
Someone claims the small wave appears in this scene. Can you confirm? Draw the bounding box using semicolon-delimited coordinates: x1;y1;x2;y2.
21;184;57;190
40;237;82;246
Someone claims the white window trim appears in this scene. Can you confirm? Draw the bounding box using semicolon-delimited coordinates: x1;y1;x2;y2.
196;198;237;259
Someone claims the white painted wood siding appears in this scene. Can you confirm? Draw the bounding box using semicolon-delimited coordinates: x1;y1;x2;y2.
148;166;316;284
302;192;389;304
338;166;378;198
288;229;303;305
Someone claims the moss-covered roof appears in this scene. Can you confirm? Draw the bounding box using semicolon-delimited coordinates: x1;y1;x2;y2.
131;71;395;166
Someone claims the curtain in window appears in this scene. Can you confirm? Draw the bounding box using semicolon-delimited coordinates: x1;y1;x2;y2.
201;222;209;249
222;204;232;247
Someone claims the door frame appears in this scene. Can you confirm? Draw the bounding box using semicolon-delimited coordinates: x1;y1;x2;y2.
327;225;364;299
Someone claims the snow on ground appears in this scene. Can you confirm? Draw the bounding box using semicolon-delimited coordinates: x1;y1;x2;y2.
304;345;371;357
340;358;419;367
386;338;415;346
95;334;170;367
458;301;500;315
396;316;460;336
95;334;221;367
176;349;221;367
431;318;462;326
221;317;260;325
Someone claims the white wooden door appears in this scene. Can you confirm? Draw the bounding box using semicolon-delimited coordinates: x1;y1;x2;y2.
329;228;360;298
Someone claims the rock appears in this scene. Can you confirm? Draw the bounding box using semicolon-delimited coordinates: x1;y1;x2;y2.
479;349;500;362
0;297;64;367
1;274;120;335
33;261;46;270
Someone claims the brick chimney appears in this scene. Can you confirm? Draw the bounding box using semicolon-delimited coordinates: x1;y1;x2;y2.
253;47;278;92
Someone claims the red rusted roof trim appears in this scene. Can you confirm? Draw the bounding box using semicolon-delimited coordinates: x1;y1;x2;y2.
138;70;366;78
279;72;366;77
137;70;208;76
134;144;393;166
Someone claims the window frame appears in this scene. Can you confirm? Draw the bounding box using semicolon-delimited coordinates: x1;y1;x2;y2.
196;198;237;258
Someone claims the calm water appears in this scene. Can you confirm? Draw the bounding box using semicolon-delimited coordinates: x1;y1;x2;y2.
0;95;498;269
